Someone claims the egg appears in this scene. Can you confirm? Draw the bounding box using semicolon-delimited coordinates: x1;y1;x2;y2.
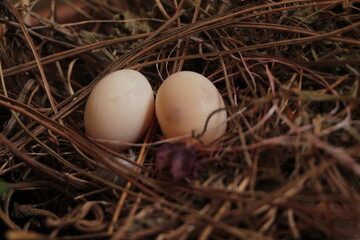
155;71;227;145
84;69;154;151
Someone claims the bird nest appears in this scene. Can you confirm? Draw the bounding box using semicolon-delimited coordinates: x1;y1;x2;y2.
0;0;359;239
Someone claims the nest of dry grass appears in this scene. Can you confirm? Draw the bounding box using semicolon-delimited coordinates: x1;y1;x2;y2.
1;0;360;239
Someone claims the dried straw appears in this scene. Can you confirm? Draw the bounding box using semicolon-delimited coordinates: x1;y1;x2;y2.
0;0;359;239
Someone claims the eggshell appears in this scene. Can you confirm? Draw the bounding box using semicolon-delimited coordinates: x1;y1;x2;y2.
155;71;227;145
84;69;154;151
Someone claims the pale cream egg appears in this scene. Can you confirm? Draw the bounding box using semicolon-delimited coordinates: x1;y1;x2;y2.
155;71;227;145
84;69;154;152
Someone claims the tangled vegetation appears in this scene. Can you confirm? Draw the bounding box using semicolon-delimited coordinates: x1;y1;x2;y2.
0;0;359;239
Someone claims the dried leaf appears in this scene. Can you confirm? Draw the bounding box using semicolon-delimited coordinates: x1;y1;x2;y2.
156;143;207;180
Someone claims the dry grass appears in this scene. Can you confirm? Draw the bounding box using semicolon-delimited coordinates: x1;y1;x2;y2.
0;0;360;239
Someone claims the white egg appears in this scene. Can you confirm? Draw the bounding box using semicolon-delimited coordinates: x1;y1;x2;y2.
84;69;154;152
155;71;227;145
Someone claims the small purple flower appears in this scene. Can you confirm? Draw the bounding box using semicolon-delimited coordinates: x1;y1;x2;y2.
155;143;207;180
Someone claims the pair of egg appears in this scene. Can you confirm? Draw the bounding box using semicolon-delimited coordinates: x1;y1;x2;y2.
84;69;227;152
